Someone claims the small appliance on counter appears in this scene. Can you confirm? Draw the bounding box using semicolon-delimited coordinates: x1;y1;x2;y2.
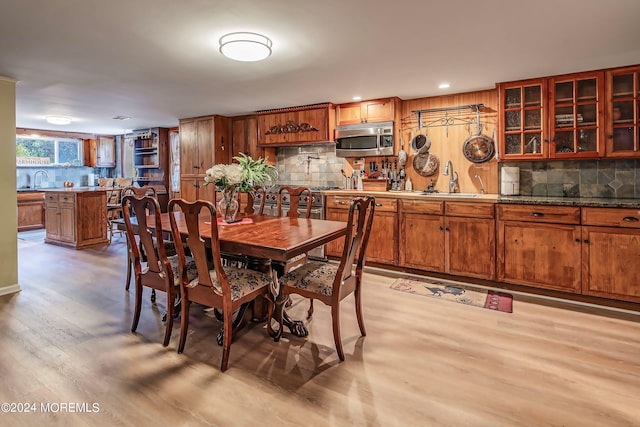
501;166;520;195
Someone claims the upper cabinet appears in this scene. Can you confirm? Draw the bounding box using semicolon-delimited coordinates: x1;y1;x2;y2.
499;69;615;161
500;79;549;159
606;65;640;157
336;97;399;125
257;103;335;147
549;71;605;159
84;136;116;167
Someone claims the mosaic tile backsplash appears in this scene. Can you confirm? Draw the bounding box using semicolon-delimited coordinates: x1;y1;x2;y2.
502;159;640;199
275;145;344;188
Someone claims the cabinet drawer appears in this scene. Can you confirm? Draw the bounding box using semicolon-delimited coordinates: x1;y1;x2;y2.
445;202;495;219
371;198;397;212
582;207;640;228
497;204;580;224
326;195;353;209
59;194;76;204
399;199;443;215
45;193;59;203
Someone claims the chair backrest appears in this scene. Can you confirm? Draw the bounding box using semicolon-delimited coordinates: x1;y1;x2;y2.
115;177;133;188
99;178;114;188
335;196;376;285
244;185;266;215
277;186;312;218
167;199;228;300
121;185;158;200
122;194;172;280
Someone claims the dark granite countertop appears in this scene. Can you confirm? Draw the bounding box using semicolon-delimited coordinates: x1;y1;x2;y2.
498;195;640;209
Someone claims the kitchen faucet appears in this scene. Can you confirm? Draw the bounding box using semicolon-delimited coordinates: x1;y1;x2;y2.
33;170;49;188
442;160;458;193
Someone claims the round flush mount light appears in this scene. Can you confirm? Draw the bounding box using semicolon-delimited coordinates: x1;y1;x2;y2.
219;32;272;62
46;115;72;125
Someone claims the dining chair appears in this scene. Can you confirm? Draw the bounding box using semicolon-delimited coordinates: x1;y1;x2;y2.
168;199;274;371
271;196;375;361
122;194;197;347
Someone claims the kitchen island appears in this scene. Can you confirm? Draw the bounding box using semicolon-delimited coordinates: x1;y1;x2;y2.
42;187;108;249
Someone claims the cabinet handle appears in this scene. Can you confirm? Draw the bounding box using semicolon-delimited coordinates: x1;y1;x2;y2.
439;226;444;231
375;203;383;207
583;239;590;244
622;216;639;222
575;238;581;243
530;212;544;217
338;201;347;205
193;165;200;169
445;227;450;232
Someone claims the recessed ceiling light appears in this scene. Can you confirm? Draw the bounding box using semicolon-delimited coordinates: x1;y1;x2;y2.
352;96;362;101
219;32;272;62
112;115;131;121
438;83;450;89
45;115;72;125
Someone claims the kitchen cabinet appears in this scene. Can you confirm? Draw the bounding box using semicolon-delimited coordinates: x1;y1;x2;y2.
336;97;398;125
581;207;640;303
17;191;45;231
399;200;495;279
499;71;606;160
257;103;335;147
179;115;230;202
84;136;116;167
231;115;276;164
44;189;108;249
605;65;640;156
497;204;581;293
325;195;398;264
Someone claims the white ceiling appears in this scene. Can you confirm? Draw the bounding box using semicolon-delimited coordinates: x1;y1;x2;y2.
1;0;639;135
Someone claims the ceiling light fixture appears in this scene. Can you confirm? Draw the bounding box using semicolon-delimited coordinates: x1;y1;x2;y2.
45;115;72;125
219;32;272;62
438;83;450;89
352;96;362;101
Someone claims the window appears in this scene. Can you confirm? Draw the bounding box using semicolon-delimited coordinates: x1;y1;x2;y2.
16;136;83;165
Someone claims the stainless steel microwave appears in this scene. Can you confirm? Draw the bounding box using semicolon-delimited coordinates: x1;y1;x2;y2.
334;121;394;157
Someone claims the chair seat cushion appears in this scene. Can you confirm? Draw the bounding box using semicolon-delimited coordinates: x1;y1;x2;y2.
187;267;271;301
166;255;198;285
278;261;347;296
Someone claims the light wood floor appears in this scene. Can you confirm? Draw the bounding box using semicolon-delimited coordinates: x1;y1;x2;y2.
3;231;640;426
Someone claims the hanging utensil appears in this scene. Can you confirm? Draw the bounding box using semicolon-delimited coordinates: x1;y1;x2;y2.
398;134;408;167
461;107;494;163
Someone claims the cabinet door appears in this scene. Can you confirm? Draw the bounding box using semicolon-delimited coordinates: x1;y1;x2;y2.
326;208;349;257
180;177;199;202
498;221;581;293
605;66;640;156
400;213;444;272
336;103;365;125
96;136;116;167
363;99;395;123
446;216;495;280
179;120;198;177
549;71;605;158
583;226;640;302
196;118;214;173
366;211;397;264
45;203;60;240
214;116;231;165
499;79;548;159
59;203;76;242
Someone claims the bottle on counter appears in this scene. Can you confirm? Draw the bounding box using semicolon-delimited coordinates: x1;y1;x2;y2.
405;177;412;191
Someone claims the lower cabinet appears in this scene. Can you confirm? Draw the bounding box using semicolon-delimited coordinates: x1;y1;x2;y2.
17;192;45;231
44;191;108;249
325;195;397;264
179;177;215;203
581;207;640;303
399;200;496;280
497;204;582;293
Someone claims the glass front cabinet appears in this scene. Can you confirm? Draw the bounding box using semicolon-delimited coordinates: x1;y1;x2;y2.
499;71;608;160
606;65;640;157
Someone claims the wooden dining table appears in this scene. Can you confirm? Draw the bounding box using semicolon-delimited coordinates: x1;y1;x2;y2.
154;212;349;339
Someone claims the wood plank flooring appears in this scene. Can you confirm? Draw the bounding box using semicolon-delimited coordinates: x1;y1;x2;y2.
2;230;640;426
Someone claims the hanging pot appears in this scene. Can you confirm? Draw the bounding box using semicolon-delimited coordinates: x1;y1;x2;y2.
412;152;439;177
462;110;494;163
398;135;408;167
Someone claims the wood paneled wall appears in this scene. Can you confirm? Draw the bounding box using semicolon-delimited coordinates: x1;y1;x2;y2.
400;89;499;193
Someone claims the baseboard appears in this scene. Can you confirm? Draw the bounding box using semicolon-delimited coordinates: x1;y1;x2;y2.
0;283;21;297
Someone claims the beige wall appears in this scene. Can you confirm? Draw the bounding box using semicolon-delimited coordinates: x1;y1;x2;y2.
0;76;18;295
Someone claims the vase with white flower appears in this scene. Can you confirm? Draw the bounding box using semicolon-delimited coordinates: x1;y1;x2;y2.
204;154;277;222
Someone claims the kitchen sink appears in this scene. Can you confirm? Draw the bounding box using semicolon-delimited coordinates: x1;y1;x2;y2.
419;192;479;198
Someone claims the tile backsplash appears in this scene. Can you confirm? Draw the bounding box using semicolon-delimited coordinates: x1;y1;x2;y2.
16;166;115;189
502;159;640;199
275;145;343;188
